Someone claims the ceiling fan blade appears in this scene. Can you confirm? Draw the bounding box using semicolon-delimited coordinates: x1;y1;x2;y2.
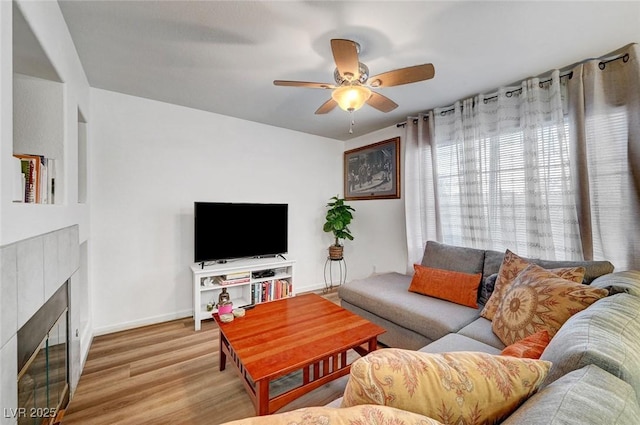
366;91;398;113
273;80;335;89
368;63;435;88
315;98;338;114
330;39;360;80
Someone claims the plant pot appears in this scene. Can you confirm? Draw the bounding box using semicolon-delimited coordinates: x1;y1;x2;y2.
329;245;344;260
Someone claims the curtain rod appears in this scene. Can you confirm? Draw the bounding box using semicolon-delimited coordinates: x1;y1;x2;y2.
437;71;574;115
396;115;428;128
396;71;572;125
599;52;629;69
395;50;631;126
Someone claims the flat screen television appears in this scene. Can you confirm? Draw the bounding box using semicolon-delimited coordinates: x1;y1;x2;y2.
194;202;288;263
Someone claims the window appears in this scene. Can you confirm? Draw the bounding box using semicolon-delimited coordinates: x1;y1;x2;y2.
435;106;581;260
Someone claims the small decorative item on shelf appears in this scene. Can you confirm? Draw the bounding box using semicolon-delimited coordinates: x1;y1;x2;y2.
206;301;214;312
218;313;234;323
217;287;233;314
218;288;231;304
323;195;355;260
218;301;233;315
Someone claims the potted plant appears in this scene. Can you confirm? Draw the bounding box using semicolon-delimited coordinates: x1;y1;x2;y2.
323;195;355;260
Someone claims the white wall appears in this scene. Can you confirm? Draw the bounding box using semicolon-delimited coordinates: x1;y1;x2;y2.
13;73;64;159
342;125;410;282
90;89;344;333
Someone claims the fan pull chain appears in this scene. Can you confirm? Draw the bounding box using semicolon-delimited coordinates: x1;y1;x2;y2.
349;110;355;134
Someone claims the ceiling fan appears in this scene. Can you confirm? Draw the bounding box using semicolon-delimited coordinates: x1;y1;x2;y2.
274;39;435;117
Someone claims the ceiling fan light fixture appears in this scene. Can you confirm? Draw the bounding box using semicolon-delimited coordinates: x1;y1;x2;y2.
331;85;371;112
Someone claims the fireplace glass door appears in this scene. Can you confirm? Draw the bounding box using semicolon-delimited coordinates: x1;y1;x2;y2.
17;309;68;425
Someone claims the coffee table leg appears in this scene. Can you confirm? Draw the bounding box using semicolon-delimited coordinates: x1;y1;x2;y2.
219;333;227;371
256;379;270;415
367;336;378;353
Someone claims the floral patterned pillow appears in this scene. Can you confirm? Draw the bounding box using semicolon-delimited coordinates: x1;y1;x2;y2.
481;250;586;320
221;405;445;425
492;263;608;346
341;348;550;425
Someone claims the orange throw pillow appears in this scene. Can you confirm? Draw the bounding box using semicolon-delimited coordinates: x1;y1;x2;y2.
501;330;551;359
408;264;482;308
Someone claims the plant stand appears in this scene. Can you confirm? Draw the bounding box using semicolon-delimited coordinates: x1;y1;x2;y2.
323;257;347;293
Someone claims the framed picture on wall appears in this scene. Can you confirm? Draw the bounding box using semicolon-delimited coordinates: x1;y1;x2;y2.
344;137;400;200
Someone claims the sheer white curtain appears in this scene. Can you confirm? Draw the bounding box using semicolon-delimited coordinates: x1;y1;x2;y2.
404;114;440;270
407;71;584;261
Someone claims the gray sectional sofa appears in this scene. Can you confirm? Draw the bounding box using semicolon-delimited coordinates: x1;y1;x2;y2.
337;241;640;424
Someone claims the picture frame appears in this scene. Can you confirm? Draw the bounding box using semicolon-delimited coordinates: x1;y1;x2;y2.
344;137;400;200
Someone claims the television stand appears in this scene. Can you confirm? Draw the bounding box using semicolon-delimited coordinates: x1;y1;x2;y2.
190;257;296;331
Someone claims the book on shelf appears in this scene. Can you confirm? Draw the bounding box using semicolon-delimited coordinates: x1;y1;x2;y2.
222;271;251;280
214;276;250;286
17;155;36;203
13;157;25;202
13;154;56;204
254;279;291;303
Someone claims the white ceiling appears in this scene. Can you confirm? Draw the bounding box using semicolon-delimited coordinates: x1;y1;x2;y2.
54;1;640;141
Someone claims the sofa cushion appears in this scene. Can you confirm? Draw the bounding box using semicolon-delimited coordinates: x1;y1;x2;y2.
483;249;505;277
492;264;608;345
541;293;640;399
408;264;482;308
481;250;505;305
420;240;485;275
221;405;446;425
418;333;502;355
500;330;550;359
457;317;506;350
481;249;586;320
485;249;614;285
478;273;498;306
591;270;640;297
340;300;432;350
501;365;640;425
339;272;481;343
342;348;550;425
532;258;614;284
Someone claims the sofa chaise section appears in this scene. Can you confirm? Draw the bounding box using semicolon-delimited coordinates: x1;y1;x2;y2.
339;272;481;350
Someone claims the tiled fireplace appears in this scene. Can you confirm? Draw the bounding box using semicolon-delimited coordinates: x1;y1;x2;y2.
1;226;80;425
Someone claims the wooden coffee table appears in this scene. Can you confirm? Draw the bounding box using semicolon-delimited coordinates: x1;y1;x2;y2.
213;293;385;415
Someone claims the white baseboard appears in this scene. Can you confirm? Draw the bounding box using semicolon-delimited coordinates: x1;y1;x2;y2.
92;309;193;336
92;283;333;337
295;281;329;294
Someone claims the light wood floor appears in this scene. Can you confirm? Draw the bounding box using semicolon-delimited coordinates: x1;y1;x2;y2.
62;290;350;425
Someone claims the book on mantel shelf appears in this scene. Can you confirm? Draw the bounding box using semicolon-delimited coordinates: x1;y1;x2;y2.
14;154;56;204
